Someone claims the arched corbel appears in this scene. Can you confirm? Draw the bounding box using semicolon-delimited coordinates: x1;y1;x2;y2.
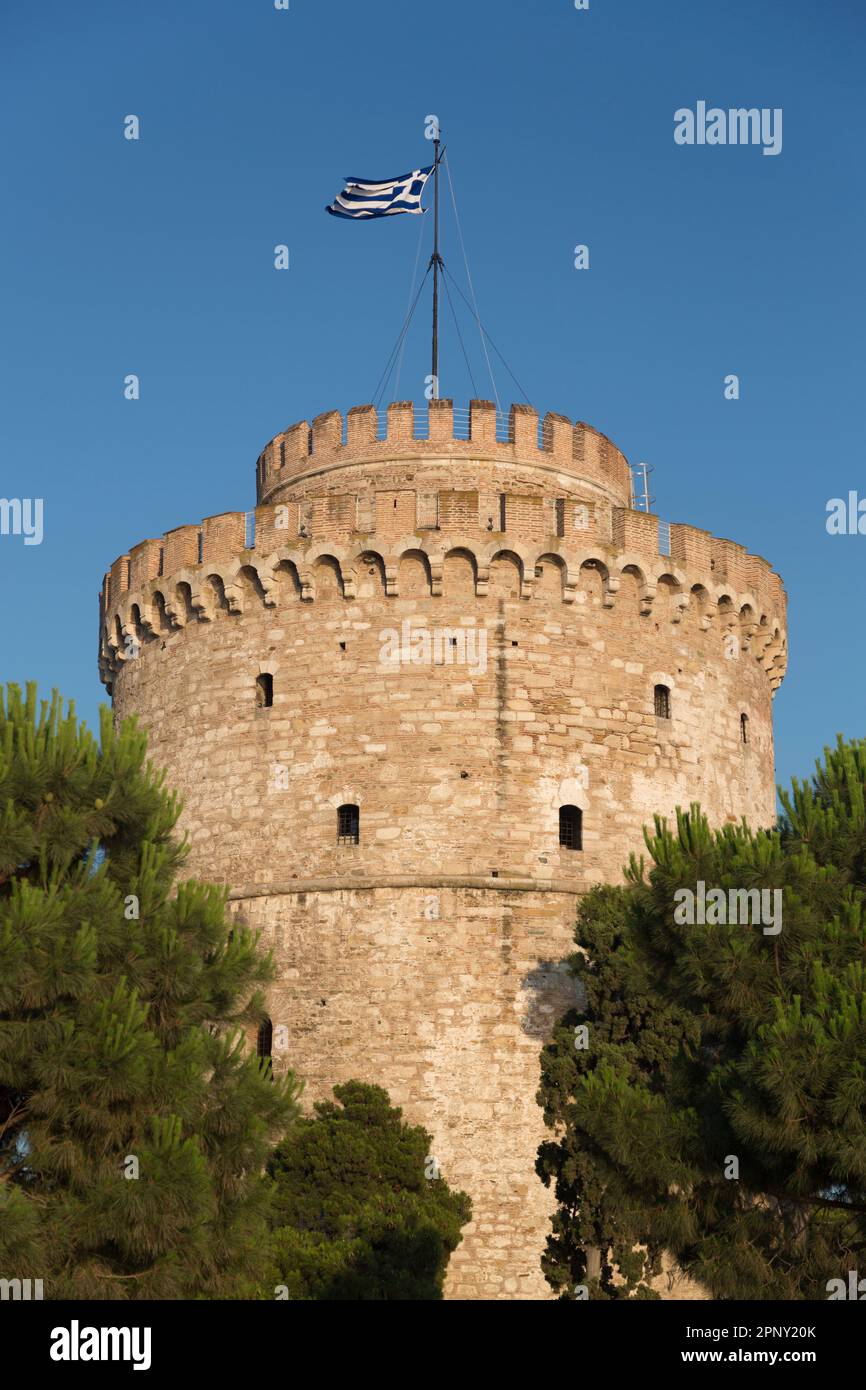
222;582;244;615
699;598;717;631
671;594;690;624
164;595;187;628
257;572;278;608
639;580;657;617
119;621;141;659
298;568;315;601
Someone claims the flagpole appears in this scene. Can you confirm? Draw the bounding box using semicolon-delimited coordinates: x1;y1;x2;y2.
430;135;444;399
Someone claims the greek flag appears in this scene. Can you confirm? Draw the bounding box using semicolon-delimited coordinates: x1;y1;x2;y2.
326;165;434;220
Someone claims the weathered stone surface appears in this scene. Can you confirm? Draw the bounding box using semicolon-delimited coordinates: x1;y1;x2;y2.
99;403;787;1299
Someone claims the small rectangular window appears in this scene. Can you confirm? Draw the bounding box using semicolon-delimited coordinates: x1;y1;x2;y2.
257;1018;273;1059
256;673;274;708
555;499;565;538
559;805;583;851
499;493;507;530
337;804;360;845
654;685;671;719
257;1018;273;1081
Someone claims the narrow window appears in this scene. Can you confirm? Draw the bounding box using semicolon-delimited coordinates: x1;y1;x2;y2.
499;493;507;530
158;546;164;577
257;1017;273;1078
741;712;749;744
654;684;671;719
256;673;274;708
559;805;583;851
337;803;360;845
555;498;565;538
197;530;203;564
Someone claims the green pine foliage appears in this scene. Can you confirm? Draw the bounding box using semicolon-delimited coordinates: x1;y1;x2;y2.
266;1081;471;1299
0;684;301;1299
537;736;866;1300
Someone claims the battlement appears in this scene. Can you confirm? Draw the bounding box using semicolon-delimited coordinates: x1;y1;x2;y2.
255;400;634;506
99;401;788;696
99;514;788;700
101;507;786;634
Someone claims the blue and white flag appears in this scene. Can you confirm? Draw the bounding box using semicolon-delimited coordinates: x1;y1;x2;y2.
326;165;434;220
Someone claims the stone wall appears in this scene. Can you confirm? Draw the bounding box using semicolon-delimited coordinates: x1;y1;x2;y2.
99;402;787;1298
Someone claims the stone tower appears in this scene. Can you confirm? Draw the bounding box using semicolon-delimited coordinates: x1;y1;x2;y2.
98;399;787;1299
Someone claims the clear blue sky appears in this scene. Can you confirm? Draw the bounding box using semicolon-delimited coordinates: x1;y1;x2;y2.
1;0;863;796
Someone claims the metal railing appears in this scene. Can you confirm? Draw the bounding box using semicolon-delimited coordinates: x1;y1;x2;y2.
369;404;566;448
373;405;514;443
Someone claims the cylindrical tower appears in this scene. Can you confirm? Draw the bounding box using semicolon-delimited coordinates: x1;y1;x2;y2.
99;400;787;1299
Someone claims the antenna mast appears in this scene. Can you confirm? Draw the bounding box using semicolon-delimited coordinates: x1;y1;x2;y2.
429;134;445;399
632;461;656;513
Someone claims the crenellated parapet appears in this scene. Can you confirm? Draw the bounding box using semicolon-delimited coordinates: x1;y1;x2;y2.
99;402;787;692
99;525;788;696
254;400;634;508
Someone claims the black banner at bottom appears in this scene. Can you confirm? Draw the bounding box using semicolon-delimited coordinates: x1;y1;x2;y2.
0;1295;860;1376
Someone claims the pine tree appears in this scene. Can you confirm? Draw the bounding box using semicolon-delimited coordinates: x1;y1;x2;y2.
0;684;301;1299
266;1081;472;1299
537;737;866;1299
